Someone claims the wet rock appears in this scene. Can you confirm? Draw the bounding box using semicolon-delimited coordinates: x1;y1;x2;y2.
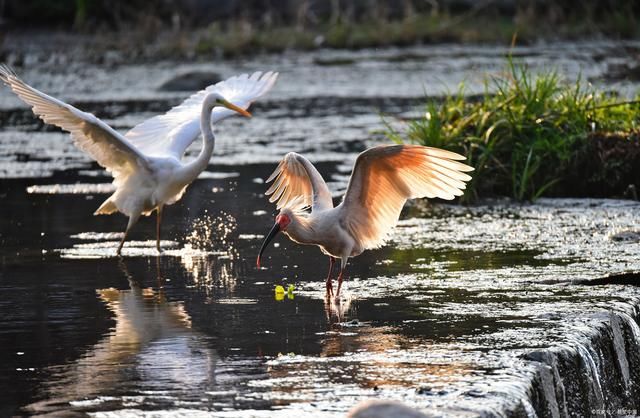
416;386;432;395
339;319;363;327
100;51;124;67
604;63;640;81
576;272;640;286
524;311;640;417
524;350;568;417
416;386;449;397
313;57;356;66
158;71;221;92
347;400;432;418
465;389;486;398
610;230;640;243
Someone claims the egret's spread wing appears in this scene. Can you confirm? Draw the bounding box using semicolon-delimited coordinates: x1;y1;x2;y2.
0;65;150;178
125;71;278;159
265;152;333;212
340;145;473;249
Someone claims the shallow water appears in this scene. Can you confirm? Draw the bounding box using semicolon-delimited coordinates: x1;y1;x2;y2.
1;42;640;417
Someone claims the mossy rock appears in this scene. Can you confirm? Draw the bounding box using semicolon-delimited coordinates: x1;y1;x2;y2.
159;71;221;92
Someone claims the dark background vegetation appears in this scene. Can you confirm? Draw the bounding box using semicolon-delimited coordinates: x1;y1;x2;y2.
2;1;639;46
1;0;638;32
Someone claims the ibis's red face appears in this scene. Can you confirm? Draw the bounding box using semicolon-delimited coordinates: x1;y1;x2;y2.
256;213;290;268
275;213;291;230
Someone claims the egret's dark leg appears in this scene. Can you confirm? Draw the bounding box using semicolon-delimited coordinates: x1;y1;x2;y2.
117;213;140;256
325;257;336;295
156;206;164;253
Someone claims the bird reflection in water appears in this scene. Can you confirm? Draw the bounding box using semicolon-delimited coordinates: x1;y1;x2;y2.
324;291;353;324
312;294;472;391
266;315;470;398
103;258;194;342
26;258;219;413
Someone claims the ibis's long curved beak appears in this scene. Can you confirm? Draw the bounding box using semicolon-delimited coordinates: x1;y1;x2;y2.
256;223;280;268
222;99;252;118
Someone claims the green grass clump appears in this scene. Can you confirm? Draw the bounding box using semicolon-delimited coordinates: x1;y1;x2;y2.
385;59;640;202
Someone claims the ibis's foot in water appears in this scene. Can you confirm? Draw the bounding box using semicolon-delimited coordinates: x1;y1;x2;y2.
336;269;345;296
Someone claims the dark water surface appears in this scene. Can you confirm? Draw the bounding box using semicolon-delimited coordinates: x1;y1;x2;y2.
1;42;640;417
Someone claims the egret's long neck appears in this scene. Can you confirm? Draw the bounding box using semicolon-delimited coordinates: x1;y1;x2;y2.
285;215;316;245
182;94;218;182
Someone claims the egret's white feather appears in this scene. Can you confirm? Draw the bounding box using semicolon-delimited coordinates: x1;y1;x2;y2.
0;65;150;180
125;71;278;159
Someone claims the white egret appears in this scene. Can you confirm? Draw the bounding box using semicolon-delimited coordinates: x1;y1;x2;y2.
257;144;474;295
0;66;278;254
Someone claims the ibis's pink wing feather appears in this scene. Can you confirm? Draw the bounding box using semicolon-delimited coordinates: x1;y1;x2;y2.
340;144;473;249
265;152;333;212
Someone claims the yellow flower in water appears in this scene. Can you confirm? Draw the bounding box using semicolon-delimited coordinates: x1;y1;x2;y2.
275;284;295;301
275;285;285;301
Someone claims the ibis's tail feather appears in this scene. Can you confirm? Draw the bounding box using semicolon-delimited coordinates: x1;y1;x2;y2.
95;198;117;215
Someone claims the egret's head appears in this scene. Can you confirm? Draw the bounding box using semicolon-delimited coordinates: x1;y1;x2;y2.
256;209;293;268
215;95;252;118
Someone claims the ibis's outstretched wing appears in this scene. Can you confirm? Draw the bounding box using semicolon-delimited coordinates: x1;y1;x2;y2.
265;152;334;212
0;65;150;179
339;145;473;250
125;71;278;159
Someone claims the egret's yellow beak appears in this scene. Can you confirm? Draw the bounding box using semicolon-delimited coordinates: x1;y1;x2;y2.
221;99;251;118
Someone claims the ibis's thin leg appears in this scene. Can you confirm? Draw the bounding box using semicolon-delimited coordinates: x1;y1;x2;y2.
336;268;346;296
335;257;348;296
156;205;164;253
325;257;336;296
117;213;140;256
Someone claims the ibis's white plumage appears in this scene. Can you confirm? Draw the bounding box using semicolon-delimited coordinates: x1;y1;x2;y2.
126;71;278;158
0;65;277;254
